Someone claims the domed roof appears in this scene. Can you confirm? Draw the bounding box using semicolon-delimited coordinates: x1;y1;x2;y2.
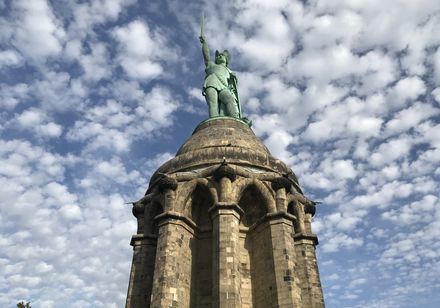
151;117;297;183
176;117;270;156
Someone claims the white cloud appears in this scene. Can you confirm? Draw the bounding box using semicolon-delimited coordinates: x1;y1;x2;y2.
347;116;383;137
432;45;440;84
349;180;408;210
32;71;86;112
90;157;141;186
14;108;63;138
0;83;29;109
59;204;83;221
320;159;357;180
386;76;426;110
0;50;23;67
67;86;179;153
232;1;295;72
302;95;385;142
432;87;440;104
302;120;330;142
0;138;140;306
113;20;171;80
16;108;44;127
78;43;111;82
264;129;294;164
187;87;204;102
69;0;136;38
370;136;413;166
348;278;367;289
11;0;65;62
137;87;179;125
328;212;361;231
35;262;53;273
286;47;397;93
302;11;363;50
322;233;363;253
384;102;439;136
382;195;438;226
287;45;358;84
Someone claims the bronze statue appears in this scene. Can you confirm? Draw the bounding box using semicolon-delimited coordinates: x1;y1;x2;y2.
199;14;241;119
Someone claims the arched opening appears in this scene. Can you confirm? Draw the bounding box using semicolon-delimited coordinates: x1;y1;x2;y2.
237;184;275;307
189;184;213;230
239;184;267;227
188;184;213;307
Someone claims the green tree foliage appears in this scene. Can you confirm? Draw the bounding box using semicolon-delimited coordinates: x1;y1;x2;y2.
16;301;31;308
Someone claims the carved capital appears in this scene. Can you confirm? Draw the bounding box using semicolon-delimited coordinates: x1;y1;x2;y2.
131;194;153;218
271;176;291;191
208;202;244;219
304;202;316;216
213;164;237;182
157;175;178;192
132;202;145;218
293;233;319;245
129;233;158;246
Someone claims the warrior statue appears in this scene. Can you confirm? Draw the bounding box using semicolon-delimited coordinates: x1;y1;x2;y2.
199;14;241;119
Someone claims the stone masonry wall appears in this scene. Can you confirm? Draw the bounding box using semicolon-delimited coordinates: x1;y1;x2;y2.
190;232;212;307
125;236;156;308
295;237;325;308
150;219;194;307
250;221;278;308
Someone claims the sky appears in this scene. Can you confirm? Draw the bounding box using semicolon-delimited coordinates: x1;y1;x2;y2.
0;0;440;307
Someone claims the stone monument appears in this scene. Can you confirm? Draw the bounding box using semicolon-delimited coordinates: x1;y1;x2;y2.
125;18;324;308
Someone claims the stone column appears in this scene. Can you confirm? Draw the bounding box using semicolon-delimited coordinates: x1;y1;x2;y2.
294;234;324;308
150;213;196;307
294;202;324;308
294;201;306;234
267;213;302;307
125;234;157;308
209;202;243;308
271;177;291;212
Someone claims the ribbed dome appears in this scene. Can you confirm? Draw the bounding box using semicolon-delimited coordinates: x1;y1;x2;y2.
176;117;270;156
150;117;297;185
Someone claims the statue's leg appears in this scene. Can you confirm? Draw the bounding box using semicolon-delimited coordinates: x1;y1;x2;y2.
205;87;219;117
219;101;226;116
219;90;239;118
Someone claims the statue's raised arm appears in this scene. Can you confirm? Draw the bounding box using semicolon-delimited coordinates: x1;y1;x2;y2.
199;14;247;122
199;35;210;67
199;13;210;67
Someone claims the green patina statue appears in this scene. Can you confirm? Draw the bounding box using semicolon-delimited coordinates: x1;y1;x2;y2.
199;14;242;120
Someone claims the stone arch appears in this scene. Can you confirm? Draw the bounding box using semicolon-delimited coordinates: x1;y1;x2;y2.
178;179;214;223
187;183;214;229
183;182;214;307
174;178;216;215
239;185;267;227
234;178;276;217
236;179;278;306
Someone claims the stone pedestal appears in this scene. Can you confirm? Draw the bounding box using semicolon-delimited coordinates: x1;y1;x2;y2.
125;118;325;307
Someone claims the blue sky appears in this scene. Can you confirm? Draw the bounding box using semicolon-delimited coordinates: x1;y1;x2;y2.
1;0;440;307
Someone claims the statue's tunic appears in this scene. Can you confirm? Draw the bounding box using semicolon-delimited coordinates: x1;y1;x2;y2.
203;61;232;94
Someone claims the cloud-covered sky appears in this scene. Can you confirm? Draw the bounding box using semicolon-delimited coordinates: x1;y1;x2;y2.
1;0;440;307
